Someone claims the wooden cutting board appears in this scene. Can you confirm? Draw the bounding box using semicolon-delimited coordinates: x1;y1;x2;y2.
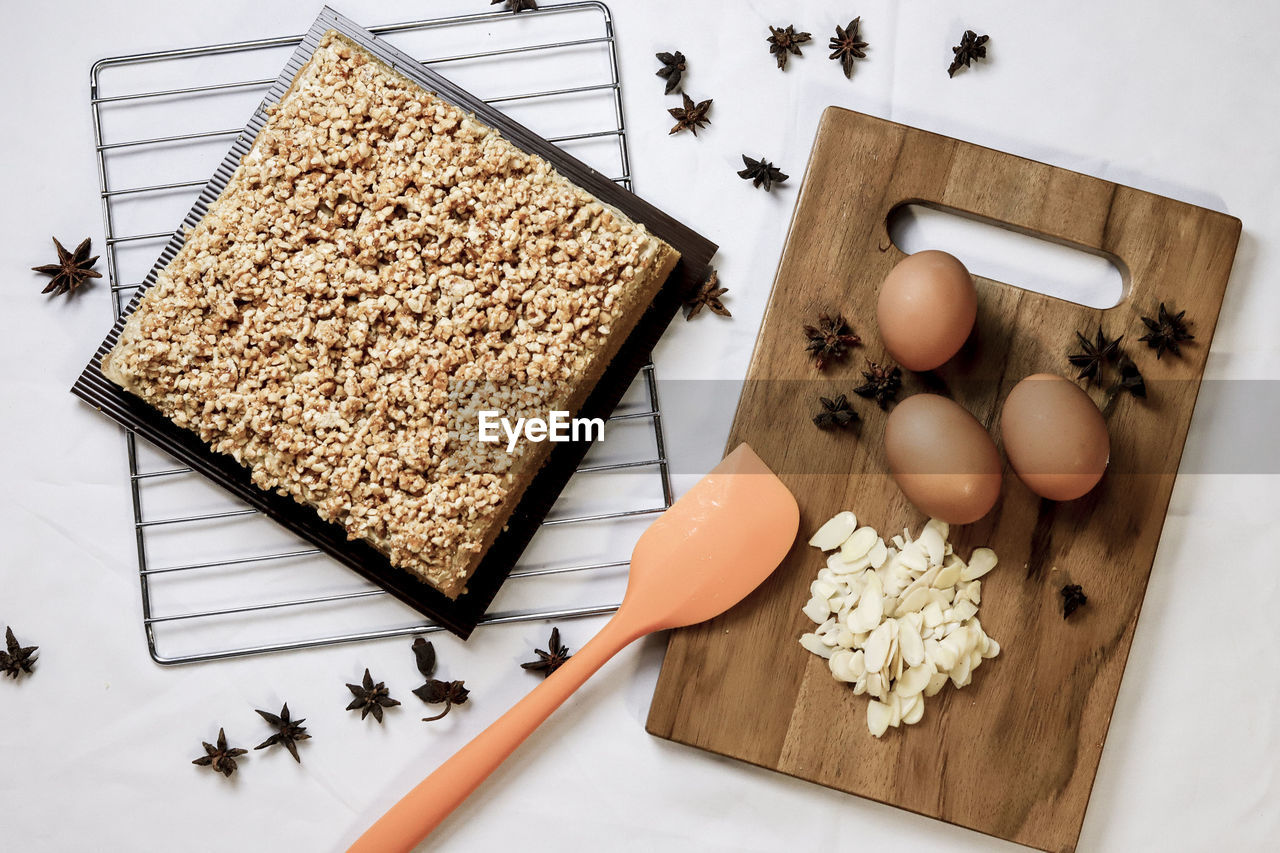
647;108;1241;852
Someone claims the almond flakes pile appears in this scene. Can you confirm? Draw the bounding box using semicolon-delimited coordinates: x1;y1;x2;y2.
799;513;1002;736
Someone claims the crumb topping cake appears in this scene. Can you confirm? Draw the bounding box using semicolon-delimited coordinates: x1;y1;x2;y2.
102;32;679;597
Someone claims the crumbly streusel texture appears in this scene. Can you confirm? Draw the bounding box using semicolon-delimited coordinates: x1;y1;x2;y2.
102;32;679;597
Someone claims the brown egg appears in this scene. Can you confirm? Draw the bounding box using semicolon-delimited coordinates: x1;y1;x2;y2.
1000;373;1109;501
877;250;977;371
884;394;1002;524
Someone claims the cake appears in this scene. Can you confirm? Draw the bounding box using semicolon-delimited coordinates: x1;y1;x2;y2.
101;31;680;597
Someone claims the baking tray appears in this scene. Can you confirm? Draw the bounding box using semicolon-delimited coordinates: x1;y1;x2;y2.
72;5;717;638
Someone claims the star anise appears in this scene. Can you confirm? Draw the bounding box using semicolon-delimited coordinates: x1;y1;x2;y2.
829;17;869;78
409;638;471;722
1;626;38;680
655;51;687;94
416;680;471;721
854;361;903;409
1068;327;1123;385
804;313;861;370
737;155;788;191
1061;584;1088;619
685;270;730;319
521;627;573;677
490;0;538;12
254;703;311;763
192;728;248;778
345;668;400;723
668;93;712;136
948;29;989;77
767;25;812;70
31;236;102;296
411;636;437;677
1115;353;1146;398
812;394;860;430
1138;302;1194;359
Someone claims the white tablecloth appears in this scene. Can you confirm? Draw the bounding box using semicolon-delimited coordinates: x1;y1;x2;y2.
3;0;1278;850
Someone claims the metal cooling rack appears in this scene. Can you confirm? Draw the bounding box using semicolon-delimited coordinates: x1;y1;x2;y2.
89;1;673;665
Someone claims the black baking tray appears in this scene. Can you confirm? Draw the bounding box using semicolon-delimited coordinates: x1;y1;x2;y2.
72;6;717;638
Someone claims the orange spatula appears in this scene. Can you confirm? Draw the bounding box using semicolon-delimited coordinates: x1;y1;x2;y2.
347;443;798;852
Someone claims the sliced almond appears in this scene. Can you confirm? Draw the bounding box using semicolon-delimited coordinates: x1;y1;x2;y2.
799;633;834;658
829;649;858;682
840;526;879;562
827;551;872;574
809;511;857;550
803;595;831;624
864;621;893;672
836;583;861;611
982;637;1001;659
897;567;936;609
810;578;838;599
932;561;963;590
883;566;912;598
950;599;978;623
922;601;944;629
896;662;933;697
928;587;955;608
845;572;884;633
902;694;926;725
941;625;970;658
931;638;959;672
924;516;949;541
847;649;866;679
950;653;972;688
868;538;889;569
918;525;946;567
898;544;928;573
923;637;942;668
887;692;903;728
899;617;925;666
867;699;892;737
924;671;949;697
886;619;901;679
961;546;998;581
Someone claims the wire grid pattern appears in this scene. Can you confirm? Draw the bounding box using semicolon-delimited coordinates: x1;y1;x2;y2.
89;2;672;665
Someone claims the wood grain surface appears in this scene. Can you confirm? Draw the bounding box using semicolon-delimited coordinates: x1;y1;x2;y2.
646;108;1241;852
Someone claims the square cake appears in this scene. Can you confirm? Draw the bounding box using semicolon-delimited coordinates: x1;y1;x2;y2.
101;32;680;597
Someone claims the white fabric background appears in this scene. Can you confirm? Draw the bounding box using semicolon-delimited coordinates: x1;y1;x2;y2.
3;0;1279;850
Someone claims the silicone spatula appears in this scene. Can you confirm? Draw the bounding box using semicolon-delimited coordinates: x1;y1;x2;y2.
347;443;799;852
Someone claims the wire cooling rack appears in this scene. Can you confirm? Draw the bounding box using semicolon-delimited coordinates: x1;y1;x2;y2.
89;1;673;665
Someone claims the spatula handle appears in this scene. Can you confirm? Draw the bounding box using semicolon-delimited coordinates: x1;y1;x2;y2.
347;616;641;853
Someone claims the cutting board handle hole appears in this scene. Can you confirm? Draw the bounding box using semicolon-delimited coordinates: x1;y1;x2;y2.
886;203;1127;309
